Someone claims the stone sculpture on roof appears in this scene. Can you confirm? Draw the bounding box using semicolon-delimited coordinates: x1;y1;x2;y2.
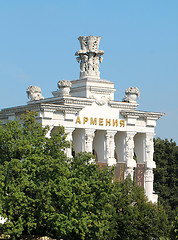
75;36;104;79
26;86;44;101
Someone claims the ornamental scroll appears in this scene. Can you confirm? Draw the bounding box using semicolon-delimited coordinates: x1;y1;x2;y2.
134;164;145;187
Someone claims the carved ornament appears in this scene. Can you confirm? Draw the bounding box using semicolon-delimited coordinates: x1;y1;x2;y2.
123;87;140;103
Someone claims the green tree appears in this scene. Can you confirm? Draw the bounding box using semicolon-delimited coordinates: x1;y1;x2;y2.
61;152;117;240
0;112;71;239
0;112;116;240
0;112;171;239
113;177;169;240
170;213;178;239
154;137;178;223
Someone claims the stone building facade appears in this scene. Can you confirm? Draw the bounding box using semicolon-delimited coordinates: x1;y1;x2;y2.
0;36;164;203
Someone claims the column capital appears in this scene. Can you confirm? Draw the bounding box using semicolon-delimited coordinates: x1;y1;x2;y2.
85;128;96;135
64;127;75;133
145;132;155;138
105;130;117;135
126;131;136;138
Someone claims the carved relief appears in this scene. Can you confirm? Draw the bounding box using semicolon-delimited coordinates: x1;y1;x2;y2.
75;36;104;79
105;132;116;159
27;86;44;101
85;130;95;152
89;95;111;105
145;136;154;162
125;135;134;162
145;168;153;182
125;133;136;180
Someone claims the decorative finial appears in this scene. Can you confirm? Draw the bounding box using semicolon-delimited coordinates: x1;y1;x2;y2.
26;86;44;101
123;87;140;103
75;36;104;79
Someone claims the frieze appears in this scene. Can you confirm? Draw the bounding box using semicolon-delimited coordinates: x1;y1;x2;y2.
89;86;115;95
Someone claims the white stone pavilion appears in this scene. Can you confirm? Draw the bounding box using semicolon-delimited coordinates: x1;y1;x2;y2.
0;36;164;203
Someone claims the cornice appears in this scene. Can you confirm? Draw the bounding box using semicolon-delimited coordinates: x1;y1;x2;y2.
0;104;41;115
120;110;165;120
71;77;113;84
27;96;94;106
0;103;83;117
109;101;139;110
55;97;94;106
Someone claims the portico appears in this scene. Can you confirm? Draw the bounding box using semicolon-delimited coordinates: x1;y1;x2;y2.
0;35;164;203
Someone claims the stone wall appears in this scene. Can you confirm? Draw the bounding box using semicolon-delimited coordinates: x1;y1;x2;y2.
20;236;56;240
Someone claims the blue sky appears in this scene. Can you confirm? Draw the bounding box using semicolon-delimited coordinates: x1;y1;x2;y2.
0;0;178;143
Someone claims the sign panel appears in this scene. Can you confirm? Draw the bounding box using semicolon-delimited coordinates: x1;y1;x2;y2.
135;164;145;187
114;163;126;182
75;116;125;128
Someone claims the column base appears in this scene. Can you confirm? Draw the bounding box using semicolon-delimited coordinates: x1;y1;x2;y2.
147;192;158;204
106;158;116;166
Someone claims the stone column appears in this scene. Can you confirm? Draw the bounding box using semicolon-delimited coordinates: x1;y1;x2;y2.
125;132;136;180
105;131;117;166
144;133;157;202
65;127;75;158
84;129;95;152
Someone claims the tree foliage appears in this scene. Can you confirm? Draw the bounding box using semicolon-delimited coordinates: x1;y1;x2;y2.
0;112;71;239
0;112;116;239
170;214;178;239
0;112;170;239
154;138;178;222
113;178;169;240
